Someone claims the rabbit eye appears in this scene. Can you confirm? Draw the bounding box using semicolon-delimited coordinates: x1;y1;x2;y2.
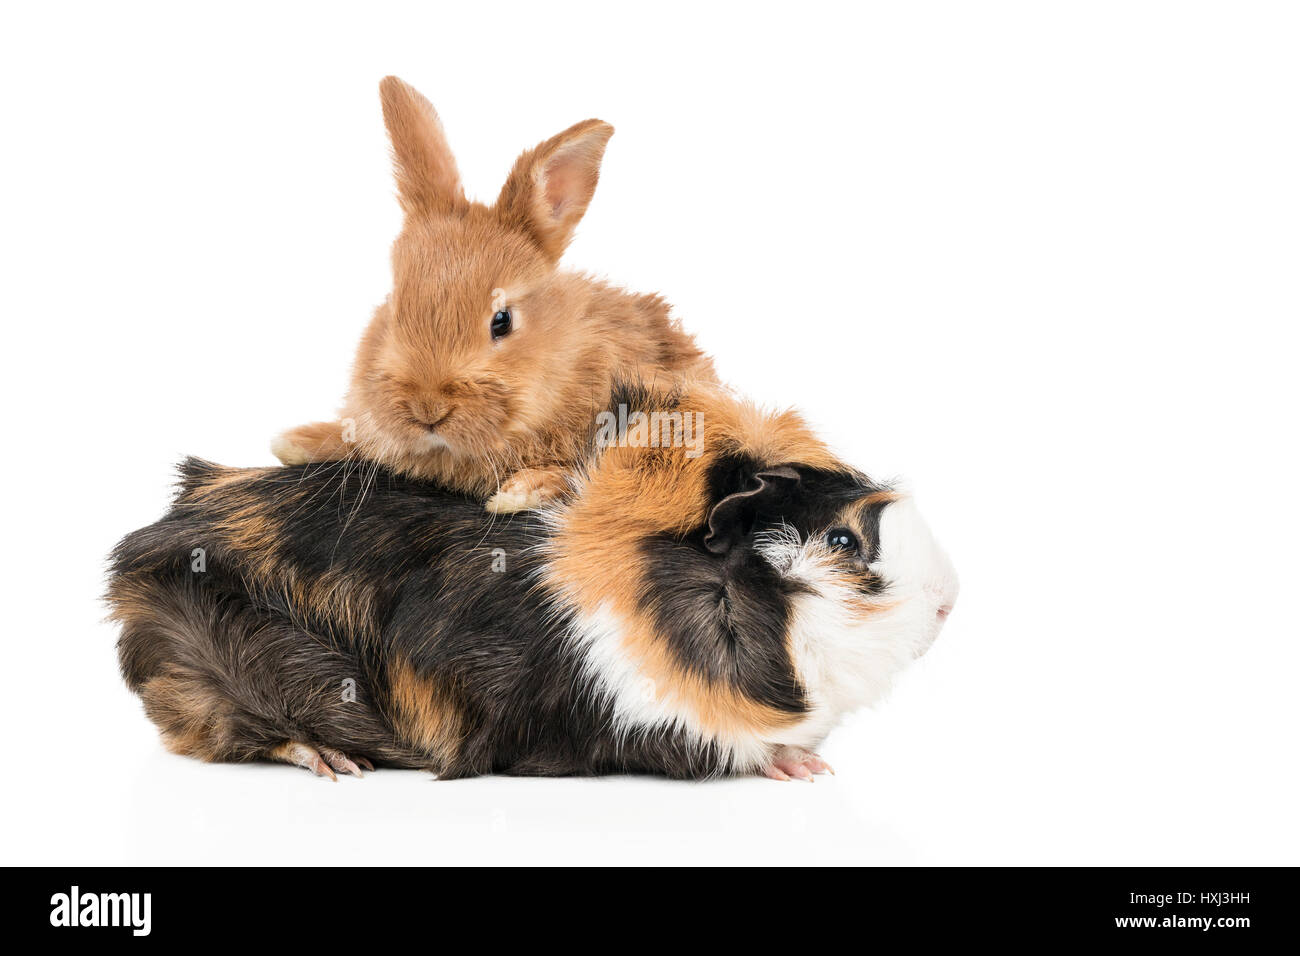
825;527;859;553
490;309;513;340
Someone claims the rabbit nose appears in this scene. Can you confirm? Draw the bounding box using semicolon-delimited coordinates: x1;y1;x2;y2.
937;603;954;620
420;408;455;431
408;400;455;431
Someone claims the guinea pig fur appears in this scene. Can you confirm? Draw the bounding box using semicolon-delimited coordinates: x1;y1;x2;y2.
109;383;957;781
271;76;716;514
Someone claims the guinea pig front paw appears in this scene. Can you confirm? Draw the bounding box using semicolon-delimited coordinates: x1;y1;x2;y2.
762;746;834;782
484;467;571;514
268;741;375;781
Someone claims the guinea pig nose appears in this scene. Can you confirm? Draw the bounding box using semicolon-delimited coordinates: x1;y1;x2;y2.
936;603;954;620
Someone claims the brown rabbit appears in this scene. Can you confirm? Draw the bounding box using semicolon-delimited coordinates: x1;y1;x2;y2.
272;76;716;512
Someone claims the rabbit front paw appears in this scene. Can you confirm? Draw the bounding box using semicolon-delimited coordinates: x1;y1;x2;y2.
485;467;571;514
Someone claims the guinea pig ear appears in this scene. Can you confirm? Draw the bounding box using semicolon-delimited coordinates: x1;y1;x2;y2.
495;118;615;261
703;466;802;555
379;76;467;217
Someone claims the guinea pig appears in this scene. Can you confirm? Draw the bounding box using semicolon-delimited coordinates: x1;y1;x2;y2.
110;382;957;781
271;76;716;513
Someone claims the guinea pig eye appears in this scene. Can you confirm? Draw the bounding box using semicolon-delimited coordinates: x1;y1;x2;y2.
490;309;513;340
825;527;859;553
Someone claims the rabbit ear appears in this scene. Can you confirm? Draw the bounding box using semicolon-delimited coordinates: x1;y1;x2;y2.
379;76;466;217
496;118;615;261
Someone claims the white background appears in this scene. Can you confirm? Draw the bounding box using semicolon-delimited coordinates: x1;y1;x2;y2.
2;1;1297;865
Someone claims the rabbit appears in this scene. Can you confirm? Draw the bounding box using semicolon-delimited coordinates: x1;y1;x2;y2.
109;381;958;781
271;77;716;513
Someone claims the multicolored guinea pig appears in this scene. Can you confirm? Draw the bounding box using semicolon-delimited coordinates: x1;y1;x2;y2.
271;76;716;514
110;383;957;781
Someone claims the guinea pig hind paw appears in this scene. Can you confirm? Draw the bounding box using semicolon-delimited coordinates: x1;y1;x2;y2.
762;747;834;783
319;747;371;778
269;741;372;780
